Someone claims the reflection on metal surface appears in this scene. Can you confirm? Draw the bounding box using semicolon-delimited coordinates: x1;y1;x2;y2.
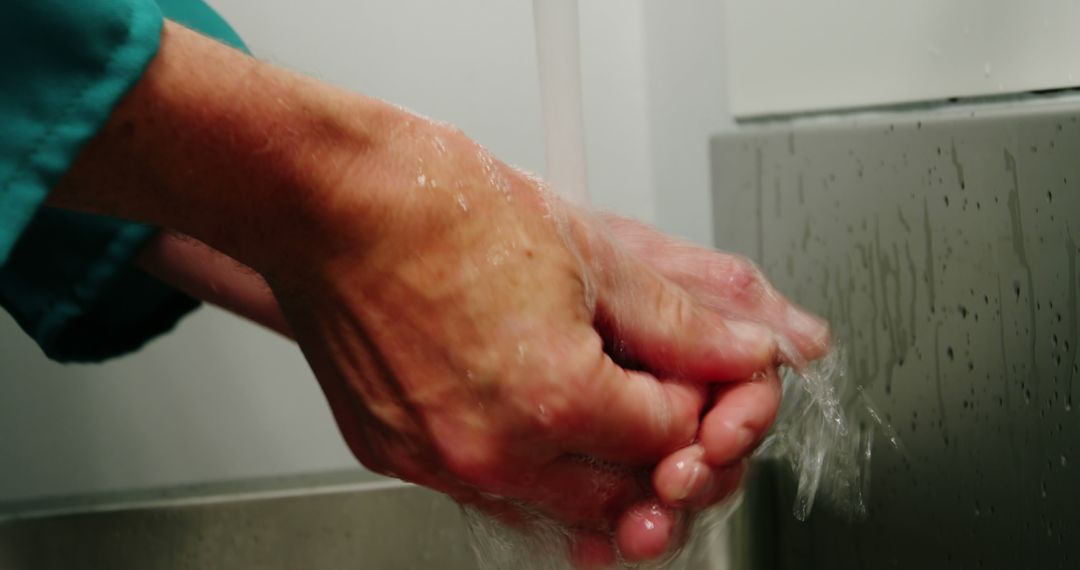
0;469;734;569
0;474;476;570
712;104;1080;568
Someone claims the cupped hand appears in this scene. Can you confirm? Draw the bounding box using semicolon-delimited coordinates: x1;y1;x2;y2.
52;20;823;566
138;145;829;568
256;109;779;539
597;215;830;563
137;119;830;566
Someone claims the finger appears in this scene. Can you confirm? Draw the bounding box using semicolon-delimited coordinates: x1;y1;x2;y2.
614;501;681;563
555;332;709;464
700;368;783;466
666;252;828;364
601;215;829;363
689;458;747;507
690;459;748;507
653;446;748;509
594;251;777;382
652;444;714;507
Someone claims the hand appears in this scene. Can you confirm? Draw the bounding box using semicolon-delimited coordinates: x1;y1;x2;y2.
255;112;782;534
135;207;828;567
597;216;829;563
51;20;821;564
136;209;828;567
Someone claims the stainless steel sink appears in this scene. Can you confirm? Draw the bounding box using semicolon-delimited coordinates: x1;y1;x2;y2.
0;471;476;570
0;470;734;569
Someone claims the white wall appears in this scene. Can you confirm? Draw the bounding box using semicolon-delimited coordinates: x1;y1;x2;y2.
580;0;656;221
0;308;353;504
643;0;734;246
0;0;677;505
210;0;657;222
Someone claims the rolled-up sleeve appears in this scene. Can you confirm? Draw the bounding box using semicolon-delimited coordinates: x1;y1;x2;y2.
0;1;195;362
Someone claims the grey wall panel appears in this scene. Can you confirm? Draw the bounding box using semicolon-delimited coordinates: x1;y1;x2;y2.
712;104;1080;568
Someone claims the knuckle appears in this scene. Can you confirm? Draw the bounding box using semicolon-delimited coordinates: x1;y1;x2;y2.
441;438;506;488
532;390;577;433
656;284;697;334
713;256;769;305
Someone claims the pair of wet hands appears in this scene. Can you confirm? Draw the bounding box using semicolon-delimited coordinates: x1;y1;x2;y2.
253;118;830;568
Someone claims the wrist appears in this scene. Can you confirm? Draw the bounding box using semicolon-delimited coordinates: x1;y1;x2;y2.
50;20;395;273
132;22;396;270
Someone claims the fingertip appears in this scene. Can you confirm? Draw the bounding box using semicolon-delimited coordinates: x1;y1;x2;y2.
701;419;757;466
615;501;677;563
783;305;831;361
653;445;714;507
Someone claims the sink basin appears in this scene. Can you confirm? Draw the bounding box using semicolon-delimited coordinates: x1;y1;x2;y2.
0;470;734;569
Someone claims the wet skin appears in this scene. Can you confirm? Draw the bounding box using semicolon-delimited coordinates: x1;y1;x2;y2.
51;21;830;566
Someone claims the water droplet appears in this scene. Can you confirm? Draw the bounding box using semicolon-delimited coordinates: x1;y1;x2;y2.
432;135;448;156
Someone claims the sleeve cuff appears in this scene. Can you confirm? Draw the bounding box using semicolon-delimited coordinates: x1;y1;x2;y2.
0;209;199;363
0;0;164;262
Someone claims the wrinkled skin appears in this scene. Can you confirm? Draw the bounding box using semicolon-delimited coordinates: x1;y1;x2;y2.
264;116;779;525
139;115;829;565
51;21;828;566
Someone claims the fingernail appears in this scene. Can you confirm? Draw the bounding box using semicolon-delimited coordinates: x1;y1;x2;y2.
785;306;829;349
671;459;714;504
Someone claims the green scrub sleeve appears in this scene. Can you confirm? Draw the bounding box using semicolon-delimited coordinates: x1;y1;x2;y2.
0;0;249;363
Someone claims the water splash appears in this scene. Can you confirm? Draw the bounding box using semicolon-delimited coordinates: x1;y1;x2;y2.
757;347;901;520
463;346;900;568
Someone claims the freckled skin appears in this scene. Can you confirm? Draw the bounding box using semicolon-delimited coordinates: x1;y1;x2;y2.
50;21;831;565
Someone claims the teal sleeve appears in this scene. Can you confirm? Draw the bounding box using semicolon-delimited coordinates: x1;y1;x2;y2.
0;0;162;259
0;0;248;363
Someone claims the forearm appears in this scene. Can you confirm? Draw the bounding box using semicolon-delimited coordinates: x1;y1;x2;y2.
48;20;388;271
135;231;291;337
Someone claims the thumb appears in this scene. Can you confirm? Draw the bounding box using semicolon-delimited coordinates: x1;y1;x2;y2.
593;247;777;382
